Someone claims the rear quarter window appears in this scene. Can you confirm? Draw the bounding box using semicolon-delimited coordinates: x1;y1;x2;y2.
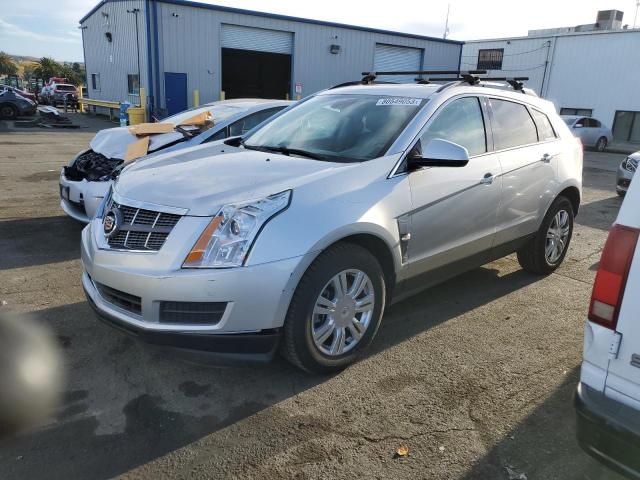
490;99;538;150
531;109;558;142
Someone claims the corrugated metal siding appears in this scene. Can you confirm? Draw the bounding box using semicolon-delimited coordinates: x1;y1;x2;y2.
153;1;461;109
80;0;149;112
82;1;461;114
462;30;640;129
374;44;423;83
221;24;293;54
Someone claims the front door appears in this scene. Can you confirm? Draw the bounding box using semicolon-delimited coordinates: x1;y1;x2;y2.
164;72;187;116
405;96;502;278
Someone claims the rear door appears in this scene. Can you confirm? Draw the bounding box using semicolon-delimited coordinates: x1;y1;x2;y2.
488;98;558;245
604;181;640;407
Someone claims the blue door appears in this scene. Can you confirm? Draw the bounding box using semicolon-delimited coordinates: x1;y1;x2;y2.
164;72;187;116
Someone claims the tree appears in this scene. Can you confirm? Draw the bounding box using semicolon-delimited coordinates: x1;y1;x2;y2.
33;57;61;81
20;61;39;79
59;65;84;86
0;52;18;76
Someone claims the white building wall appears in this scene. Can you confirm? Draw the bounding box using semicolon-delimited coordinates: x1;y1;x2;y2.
462;30;640;134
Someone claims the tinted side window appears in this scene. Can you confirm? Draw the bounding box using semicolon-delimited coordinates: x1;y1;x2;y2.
490;99;538;149
204;128;228;143
419;97;487;157
531;109;557;141
590;118;601;128
229;107;284;137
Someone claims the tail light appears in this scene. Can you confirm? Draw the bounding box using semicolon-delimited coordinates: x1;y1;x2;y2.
588;224;639;329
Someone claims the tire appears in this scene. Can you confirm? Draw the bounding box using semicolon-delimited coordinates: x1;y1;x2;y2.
281;243;386;373
596;137;607;152
517;196;574;275
0;104;17;120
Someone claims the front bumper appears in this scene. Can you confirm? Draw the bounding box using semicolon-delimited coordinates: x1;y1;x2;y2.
617;164;635;194
575;382;640;479
59;169;110;223
81;223;311;361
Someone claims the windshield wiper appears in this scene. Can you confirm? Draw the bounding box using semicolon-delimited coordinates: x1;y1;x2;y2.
260;145;326;160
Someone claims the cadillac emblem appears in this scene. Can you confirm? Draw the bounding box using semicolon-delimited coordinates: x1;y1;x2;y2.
103;208;123;238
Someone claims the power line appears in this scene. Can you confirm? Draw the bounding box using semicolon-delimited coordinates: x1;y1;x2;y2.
459;62;547;72
460;44;549;58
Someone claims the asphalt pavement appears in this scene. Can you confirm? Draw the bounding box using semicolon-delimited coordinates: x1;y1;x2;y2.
0;124;629;480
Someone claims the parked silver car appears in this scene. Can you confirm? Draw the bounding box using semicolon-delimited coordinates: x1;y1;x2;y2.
617;151;639;196
82;77;583;372
562;115;612;151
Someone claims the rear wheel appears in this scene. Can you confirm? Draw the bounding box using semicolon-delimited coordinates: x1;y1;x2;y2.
281;243;386;373
596;137;607;152
517;196;574;275
0;104;17;119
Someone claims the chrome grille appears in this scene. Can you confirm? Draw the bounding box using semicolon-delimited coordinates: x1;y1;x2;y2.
105;199;181;252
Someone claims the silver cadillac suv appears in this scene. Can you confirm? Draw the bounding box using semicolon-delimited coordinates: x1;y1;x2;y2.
82;74;583;373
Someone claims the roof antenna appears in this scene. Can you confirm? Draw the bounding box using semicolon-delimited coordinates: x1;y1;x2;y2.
443;3;451;39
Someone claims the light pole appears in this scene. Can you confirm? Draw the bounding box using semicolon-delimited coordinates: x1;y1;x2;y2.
127;8;141;96
635;0;640;28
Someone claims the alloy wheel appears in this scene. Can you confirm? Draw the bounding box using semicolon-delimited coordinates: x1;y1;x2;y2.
545;209;571;264
311;269;375;356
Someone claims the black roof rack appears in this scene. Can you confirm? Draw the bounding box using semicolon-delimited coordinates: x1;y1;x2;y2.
329;80;397;90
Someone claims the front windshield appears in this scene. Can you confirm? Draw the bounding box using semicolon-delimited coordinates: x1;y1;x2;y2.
563;117;577;126
244;94;424;162
163;104;242;128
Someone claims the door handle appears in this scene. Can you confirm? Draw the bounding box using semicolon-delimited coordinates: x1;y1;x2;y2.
480;173;494;185
541;153;556;163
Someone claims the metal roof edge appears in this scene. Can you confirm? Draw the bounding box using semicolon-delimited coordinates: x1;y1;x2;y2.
464;27;640;43
80;0;464;45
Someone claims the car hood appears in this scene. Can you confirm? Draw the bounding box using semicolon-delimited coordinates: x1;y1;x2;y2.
113;146;355;216
90;126;185;160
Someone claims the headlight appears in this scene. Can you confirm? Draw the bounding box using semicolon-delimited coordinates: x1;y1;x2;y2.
183;190;291;268
623;156;638;173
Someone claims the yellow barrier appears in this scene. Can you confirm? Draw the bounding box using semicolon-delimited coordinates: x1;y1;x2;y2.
193;89;200;107
80;87;147;124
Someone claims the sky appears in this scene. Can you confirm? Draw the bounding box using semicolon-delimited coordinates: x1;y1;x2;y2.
1;0;639;62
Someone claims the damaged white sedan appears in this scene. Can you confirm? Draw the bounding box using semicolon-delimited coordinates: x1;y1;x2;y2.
59;99;292;222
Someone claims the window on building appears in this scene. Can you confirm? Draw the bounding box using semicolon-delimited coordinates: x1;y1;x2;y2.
91;73;100;91
418;97;487;157
127;74;140;95
489;99;538;150
530;109;558;142
560;107;593;117
613;111;640;143
477;49;504;70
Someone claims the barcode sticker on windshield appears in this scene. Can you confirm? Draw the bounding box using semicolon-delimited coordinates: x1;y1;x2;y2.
376;98;422;106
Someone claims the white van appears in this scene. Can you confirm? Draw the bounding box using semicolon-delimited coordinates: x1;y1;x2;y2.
576;174;640;477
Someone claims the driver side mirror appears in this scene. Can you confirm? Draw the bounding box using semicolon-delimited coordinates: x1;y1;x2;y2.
574;123;584;129
408;139;470;170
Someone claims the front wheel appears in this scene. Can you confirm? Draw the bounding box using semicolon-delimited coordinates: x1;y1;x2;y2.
0;104;17;119
595;137;608;152
281;243;386;373
517;196;574;275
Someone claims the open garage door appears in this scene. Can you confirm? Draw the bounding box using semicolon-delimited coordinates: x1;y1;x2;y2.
374;44;423;83
221;24;293;99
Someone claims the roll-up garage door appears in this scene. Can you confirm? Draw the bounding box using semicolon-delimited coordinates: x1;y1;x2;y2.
221;24;293;54
374;44;423;83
